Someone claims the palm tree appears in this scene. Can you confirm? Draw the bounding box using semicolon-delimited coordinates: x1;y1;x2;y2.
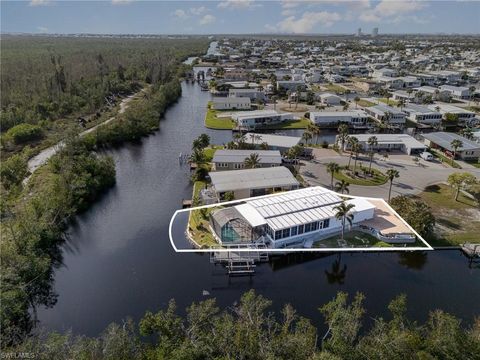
326;162;340;190
460;127;473;140
302;131;313;145
347;136;358;169
343;102;350;111
190;148;206;165
450;139;463;165
354;96;360;109
307;123;321;145
244;153;261;169
249;133;262;146
325;255;347;284
334;179;350;194
469;86;476;106
333;201;355;241
352;142;363;176
259;142;269;150
386;168;400;202
337;123;349;153
367;136;378;173
397;98;405;111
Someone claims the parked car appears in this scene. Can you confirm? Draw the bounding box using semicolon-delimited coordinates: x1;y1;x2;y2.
420;151;434;161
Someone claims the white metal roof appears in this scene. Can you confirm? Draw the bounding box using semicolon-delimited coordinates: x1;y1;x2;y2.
209;167;299;193
235;203;267;227
212;150;282;164
244;133;301;148
244;187;344;231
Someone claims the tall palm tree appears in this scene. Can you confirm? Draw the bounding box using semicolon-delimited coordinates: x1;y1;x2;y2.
259;142;269;150
354;96;360;109
190;148;206;165
397;98;405;111
302;131;313;145
244;153;261;169
308;123;321;145
450;139;463;165
367;136;378;172
326;162;340;190
249;133;262;146
337;123;349;153
347;136;358;169
334;179;350;194
333;201;355;241
352;142;363;176
386;168;400;202
460;127;473;140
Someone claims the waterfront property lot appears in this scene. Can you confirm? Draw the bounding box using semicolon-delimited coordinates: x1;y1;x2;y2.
416;184;480;246
204;107;236;129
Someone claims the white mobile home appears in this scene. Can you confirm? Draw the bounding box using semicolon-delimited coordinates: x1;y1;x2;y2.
309;110;369;128
232;110;293;130
211;97;251;110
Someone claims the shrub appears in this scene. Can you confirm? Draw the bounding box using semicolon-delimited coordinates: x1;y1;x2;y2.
6;124;43;144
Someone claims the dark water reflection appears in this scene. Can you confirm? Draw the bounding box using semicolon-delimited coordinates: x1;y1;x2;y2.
37;82;479;336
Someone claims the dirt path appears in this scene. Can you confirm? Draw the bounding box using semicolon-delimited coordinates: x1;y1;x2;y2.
24;87;147;183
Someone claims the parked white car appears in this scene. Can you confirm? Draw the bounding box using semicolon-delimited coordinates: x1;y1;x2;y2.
420;151;434;161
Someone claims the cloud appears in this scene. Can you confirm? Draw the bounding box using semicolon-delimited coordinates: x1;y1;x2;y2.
276;11;342;33
173;9;190;20
264;24;278;32
199;14;216;25
37;26;49;33
282;9;296;16
217;0;262;10
190;6;208;15
29;0;50;6
359;0;428;23
281;0;300;9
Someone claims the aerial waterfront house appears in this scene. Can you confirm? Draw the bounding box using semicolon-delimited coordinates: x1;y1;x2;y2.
309;110;369;128
208;166;299;200
341;133;426;155
403;104;443;126
422;132;480;160
228;88;266;101
212;150;282;171
211;97;251;110
243;133;302;154
231;110;293;130
365;104;407;126
427;104;477;126
209;187;416;248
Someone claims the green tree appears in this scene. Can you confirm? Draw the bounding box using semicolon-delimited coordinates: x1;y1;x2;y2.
244;153;261;169
450;139;463;165
333;201;355;240
337;123;349;153
347;136;358;169
386;168;400;202
326;162;340;190
367;135;378;173
334;179;350;195
353;96;360;109
390;196;435;236
447;172;477;201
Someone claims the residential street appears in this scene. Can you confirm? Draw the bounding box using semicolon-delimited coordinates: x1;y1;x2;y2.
301;148;480;199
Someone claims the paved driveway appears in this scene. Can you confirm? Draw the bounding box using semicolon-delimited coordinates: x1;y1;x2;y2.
302;152;480;200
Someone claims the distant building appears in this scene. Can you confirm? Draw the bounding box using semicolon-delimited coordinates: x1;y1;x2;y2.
319;93;342;106
208;166;299;200
422;132;480;160
372;27;379;37
357;28;362;37
439;85;471;99
403;104;442;126
212;150;282;171
427;104;477;126
341;133;426;155
309;110;369;128
228;88;266;102
364;104;407;126
276;80;306;92
211;97;251;110
243;133;301;153
231;110;293;130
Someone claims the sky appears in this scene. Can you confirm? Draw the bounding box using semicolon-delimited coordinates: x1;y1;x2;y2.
1;0;480;35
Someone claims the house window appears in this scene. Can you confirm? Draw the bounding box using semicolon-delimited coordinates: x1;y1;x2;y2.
291;226;298;236
304;223;312;233
323;219;330;228
311;221;319;231
298;224;304;234
282;228;290;238
275;230;282;240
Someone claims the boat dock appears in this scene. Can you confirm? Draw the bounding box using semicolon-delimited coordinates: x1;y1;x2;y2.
210;244;269;276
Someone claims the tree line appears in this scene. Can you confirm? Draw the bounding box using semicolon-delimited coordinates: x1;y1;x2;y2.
4;290;479;360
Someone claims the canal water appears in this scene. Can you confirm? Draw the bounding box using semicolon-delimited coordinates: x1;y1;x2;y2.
37;79;480;336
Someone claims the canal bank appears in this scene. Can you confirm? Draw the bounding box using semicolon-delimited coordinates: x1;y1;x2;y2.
36;79;480;337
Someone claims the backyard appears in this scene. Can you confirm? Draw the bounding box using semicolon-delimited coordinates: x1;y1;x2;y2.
204;105;235;129
188;181;217;247
416;184;480;246
313;230;392;248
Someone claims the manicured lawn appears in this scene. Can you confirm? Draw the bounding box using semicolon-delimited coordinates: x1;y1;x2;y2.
324;84;346;94
416;184;480;246
259;117;310;130
314;230;391;248
203;145;224;161
377;98;399;106
204;106;235;129
332;165;388;186
356;99;375;107
188;181;217;248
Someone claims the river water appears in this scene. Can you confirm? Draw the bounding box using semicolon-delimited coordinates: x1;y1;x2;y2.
37;43;480;336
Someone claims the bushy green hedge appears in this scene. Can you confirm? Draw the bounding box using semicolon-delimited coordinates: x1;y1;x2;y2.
6;123;43;144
